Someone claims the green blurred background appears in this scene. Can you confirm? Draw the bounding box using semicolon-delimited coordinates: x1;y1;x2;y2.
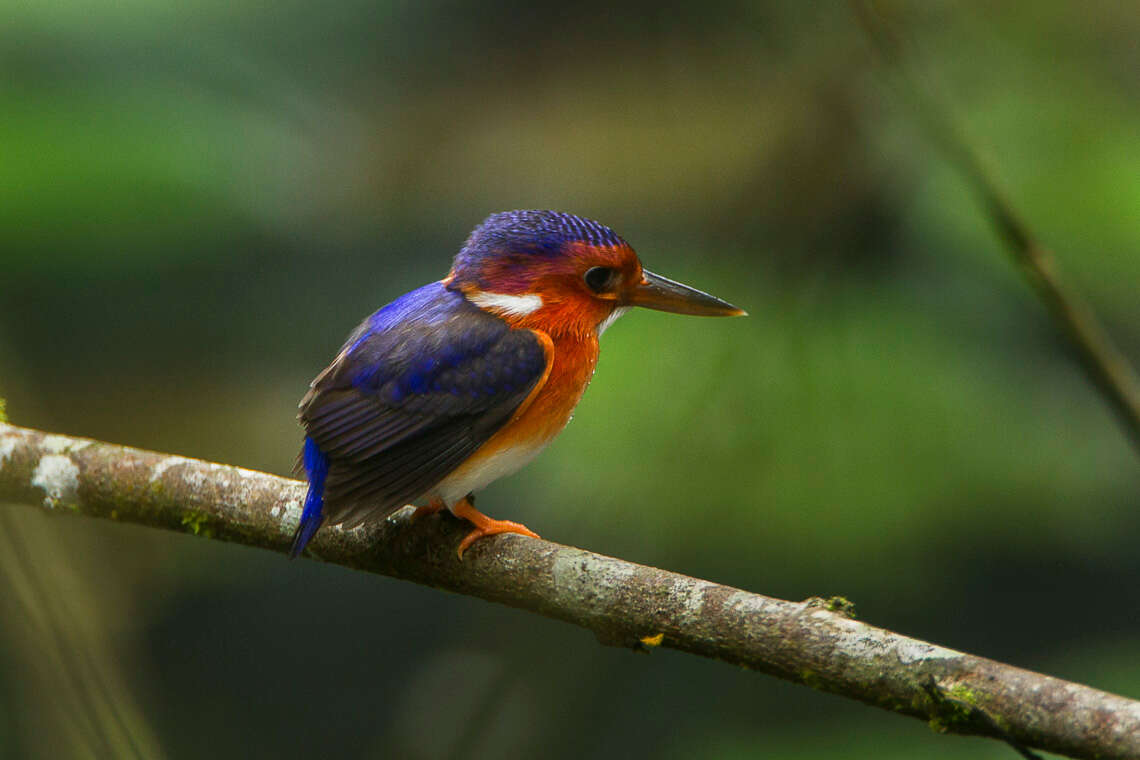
2;1;1138;758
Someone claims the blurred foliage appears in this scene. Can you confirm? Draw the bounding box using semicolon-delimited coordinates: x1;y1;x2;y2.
1;1;1138;758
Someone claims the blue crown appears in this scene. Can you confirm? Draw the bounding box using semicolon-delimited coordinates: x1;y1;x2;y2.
455;210;626;267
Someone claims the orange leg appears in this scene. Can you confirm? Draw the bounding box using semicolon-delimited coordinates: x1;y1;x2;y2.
451;495;539;559
411;498;446;521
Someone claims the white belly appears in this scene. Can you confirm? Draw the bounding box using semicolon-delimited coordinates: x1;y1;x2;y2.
430;438;551;508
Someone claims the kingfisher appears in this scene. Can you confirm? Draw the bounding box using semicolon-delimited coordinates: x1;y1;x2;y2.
291;210;744;559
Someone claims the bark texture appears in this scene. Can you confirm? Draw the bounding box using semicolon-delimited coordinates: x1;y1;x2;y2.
2;422;1138;759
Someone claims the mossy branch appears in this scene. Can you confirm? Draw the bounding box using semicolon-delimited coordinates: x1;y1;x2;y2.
852;0;1140;454
1;422;1138;759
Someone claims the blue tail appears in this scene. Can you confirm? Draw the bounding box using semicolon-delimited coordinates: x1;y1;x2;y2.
290;437;329;558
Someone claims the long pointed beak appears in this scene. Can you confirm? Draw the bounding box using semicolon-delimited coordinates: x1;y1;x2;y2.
624;269;747;317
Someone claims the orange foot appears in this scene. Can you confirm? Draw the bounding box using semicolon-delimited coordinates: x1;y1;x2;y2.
451;496;539;559
411;498;446;521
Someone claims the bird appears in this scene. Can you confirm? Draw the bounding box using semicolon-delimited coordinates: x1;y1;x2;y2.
290;210;745;559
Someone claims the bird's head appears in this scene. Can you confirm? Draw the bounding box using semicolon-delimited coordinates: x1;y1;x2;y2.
445;210;744;337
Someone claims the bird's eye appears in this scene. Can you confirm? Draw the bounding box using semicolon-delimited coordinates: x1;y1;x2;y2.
583;266;618;293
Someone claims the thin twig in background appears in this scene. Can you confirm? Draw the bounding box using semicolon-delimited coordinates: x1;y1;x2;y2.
0;509;165;760
852;0;1140;454
1;423;1138;760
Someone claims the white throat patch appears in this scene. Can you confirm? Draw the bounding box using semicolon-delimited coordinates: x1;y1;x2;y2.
467;290;543;317
597;306;629;336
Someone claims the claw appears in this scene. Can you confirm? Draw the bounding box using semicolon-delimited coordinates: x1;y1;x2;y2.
450;497;539;559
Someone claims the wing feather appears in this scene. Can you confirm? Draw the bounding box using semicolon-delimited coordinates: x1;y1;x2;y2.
298;282;550;528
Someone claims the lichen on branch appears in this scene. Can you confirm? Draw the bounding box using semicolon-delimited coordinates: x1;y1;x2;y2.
1;422;1138;760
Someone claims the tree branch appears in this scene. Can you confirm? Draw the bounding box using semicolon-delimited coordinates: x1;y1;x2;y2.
852;0;1140;454
2;423;1138;757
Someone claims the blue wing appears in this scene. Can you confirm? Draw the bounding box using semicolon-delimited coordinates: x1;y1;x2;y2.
290;281;549;555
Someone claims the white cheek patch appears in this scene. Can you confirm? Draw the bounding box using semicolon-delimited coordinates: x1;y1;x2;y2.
597;306;629;336
467;290;544;317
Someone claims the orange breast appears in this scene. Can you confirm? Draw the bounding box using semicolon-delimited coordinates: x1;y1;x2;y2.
431;329;599;505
